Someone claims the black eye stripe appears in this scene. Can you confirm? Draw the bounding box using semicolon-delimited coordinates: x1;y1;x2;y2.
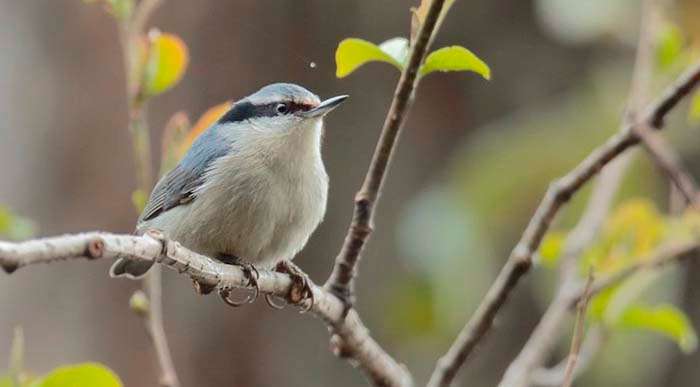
217;101;312;124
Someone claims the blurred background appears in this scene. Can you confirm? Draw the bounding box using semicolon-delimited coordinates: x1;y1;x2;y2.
1;0;700;386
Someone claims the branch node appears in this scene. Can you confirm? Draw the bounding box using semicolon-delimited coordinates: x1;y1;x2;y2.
86;238;105;259
1;259;18;274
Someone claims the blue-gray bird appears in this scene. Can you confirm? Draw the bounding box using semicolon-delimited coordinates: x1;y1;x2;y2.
110;83;347;289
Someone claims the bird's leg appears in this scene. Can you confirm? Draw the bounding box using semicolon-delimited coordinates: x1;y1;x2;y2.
216;254;260;307
275;260;314;312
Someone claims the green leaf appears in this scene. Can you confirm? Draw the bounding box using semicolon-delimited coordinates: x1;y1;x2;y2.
335;38;403;78
689;92;700;123
419;46;491;79
32;363;122;387
655;23;684;71
131;190;147;213
143;32;189;96
539;231;566;268
617;304;698;353
0;207;36;241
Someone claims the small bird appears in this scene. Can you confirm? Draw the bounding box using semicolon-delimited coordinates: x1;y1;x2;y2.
110;83;347;301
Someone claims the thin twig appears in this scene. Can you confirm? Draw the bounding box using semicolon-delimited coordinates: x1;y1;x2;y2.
144;263;179;387
583;240;700;301
0;231;412;387
324;0;447;304
132;0;165;36
530;327;606;387
633;123;700;205
116;1;177;386
560;273;593;387
427;59;700;387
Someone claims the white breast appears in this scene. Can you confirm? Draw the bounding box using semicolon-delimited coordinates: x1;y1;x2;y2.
149;118;328;269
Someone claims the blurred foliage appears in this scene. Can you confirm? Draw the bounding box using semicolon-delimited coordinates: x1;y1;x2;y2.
82;0;133;20
543;199;700;352
0;207;35;241
535;0;637;44
617;304;697;353
30;364;122;387
1;328;122;387
655;23;685;72
130;189;147;213
177;101;232;159
335;0;489;81
141;31;189;98
159;112;190;173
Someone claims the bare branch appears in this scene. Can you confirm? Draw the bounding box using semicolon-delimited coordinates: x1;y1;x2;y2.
530;327;606;387
427;60;700;387
325;0;447;303
560;273;593;387
132;0;165;36
633;123;700;205
0;231;412;387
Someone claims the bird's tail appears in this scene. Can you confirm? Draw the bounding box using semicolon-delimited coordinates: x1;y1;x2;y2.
109;258;154;279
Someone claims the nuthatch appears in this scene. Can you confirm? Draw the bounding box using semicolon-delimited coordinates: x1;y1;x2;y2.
110;83;347;298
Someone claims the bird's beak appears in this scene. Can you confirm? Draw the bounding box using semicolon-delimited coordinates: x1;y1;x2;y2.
301;95;349;118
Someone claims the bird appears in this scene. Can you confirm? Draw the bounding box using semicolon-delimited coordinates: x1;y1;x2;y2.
110;83;347;304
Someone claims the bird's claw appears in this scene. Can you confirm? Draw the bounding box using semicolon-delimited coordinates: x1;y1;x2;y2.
275;261;315;312
219;288;252;307
264;293;285;309
216;257;260;307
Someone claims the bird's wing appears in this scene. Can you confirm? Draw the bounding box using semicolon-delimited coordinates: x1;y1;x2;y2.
140;127;231;222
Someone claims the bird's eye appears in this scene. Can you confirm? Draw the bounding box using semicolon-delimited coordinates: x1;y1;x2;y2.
275;103;289;115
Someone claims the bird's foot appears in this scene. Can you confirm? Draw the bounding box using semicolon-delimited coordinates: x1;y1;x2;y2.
217;255;260;307
273;261;315;312
326;283;355;319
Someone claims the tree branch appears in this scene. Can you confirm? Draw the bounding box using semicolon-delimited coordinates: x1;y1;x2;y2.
427;59;700;387
0;231;412;387
530;327;606;387
496;4;656;384
633;123;700;205
116;0;177;383
560;273;593;387
324;0;447;303
583;240;700;301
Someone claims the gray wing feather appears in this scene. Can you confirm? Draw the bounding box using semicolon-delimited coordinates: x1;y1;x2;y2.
140;126;232;222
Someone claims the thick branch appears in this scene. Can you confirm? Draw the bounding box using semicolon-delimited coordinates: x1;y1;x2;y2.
0;231;411;387
324;0;447;301
427;60;700;387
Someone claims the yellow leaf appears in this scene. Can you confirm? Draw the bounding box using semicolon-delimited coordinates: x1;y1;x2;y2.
586;198;666;273
178;101;232;157
143;31;189;97
34;363;122;387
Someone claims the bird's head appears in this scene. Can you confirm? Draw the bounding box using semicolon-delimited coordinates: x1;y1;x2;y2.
217;83;348;139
